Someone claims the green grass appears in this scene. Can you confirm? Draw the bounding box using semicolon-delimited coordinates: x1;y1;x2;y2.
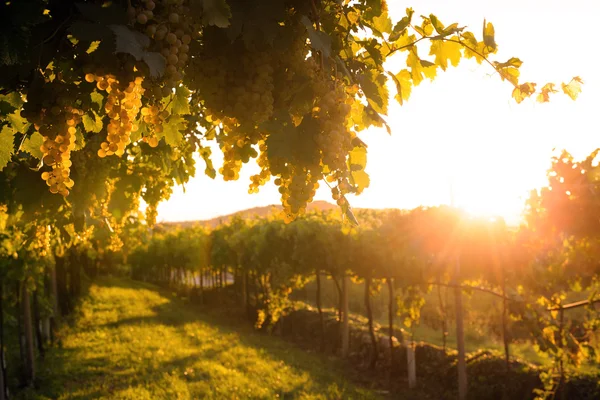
20;277;383;400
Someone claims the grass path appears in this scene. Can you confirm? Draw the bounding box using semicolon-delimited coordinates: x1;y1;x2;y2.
22;278;383;400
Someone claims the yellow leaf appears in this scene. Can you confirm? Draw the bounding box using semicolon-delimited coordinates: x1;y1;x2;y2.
421;60;438;80
347;11;359;24
461;32;484;63
389;69;412;105
498;66;520;86
429;38;461;71
562;76;583;100
483;19;497;53
423;20;434;36
512;82;536;104
372;11;392;35
351;170;370;194
393;32;416;50
537;83;557;103
406;49;423;85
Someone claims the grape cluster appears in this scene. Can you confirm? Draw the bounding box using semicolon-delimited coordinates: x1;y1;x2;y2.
32;104;82;196
140;105;169;148
313;83;354;173
274;169;320;222
187;33;276;180
218;136;260;181
191;46;275;127
85;74;144;157
248;142;270;194
129;0;197;93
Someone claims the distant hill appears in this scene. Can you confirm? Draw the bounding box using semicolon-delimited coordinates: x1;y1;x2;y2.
160;200;338;229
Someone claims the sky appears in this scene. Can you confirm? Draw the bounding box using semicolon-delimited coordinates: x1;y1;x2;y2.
154;0;599;225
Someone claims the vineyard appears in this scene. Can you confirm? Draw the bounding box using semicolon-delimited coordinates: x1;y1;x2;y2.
0;0;595;399
2;149;600;399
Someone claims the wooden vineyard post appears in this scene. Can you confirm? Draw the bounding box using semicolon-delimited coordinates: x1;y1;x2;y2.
341;274;349;358
404;336;417;389
454;255;467;400
21;284;35;386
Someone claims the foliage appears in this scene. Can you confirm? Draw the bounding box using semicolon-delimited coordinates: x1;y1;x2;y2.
0;0;579;229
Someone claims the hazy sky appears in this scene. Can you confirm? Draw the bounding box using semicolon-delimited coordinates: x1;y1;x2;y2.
154;0;599;224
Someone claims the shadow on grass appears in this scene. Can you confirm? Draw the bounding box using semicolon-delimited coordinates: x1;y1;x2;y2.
18;277;384;400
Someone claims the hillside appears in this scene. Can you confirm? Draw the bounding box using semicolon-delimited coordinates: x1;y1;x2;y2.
161;200;338;229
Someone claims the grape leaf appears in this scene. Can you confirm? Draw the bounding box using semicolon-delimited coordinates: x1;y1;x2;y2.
348;145;367;172
537;83;557;103
109;25;165;77
0;92;23;110
82;111;103;133
512;82;536;104
301;16;332;58
371;11;392;36
357;71;388;113
498;66;520;86
21;132;44;159
495;57;523;69
348;146;371;194
159;115;185;146
0;125;15;170
6;109;30;134
362;0;384;20
429;38;461;71
109;25;150;60
429;14;445;34
562;77;583;100
389;10;413;42
388;69;412;105
483;19;497;52
90;91;105;112
406;49;436;85
142;52;167;78
199;146;216;179
201;0;232;28
165;86;191;115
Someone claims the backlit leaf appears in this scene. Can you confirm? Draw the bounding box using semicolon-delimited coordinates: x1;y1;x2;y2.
461;32;484;63
357;71;388;114
537;83;557;103
562;77;583;100
21;132;44;159
347;11;360;24
389;8;413;41
90;91;104;112
495;57;523;69
165;86;191;115
199;146;216;179
483;19;497;52
351;170;370;194
159;115;185;146
512;82;536;104
371;11;392;36
429;38;461;71
82;111;103;133
0;125;15;170
388;70;412;105
429;14;444;34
